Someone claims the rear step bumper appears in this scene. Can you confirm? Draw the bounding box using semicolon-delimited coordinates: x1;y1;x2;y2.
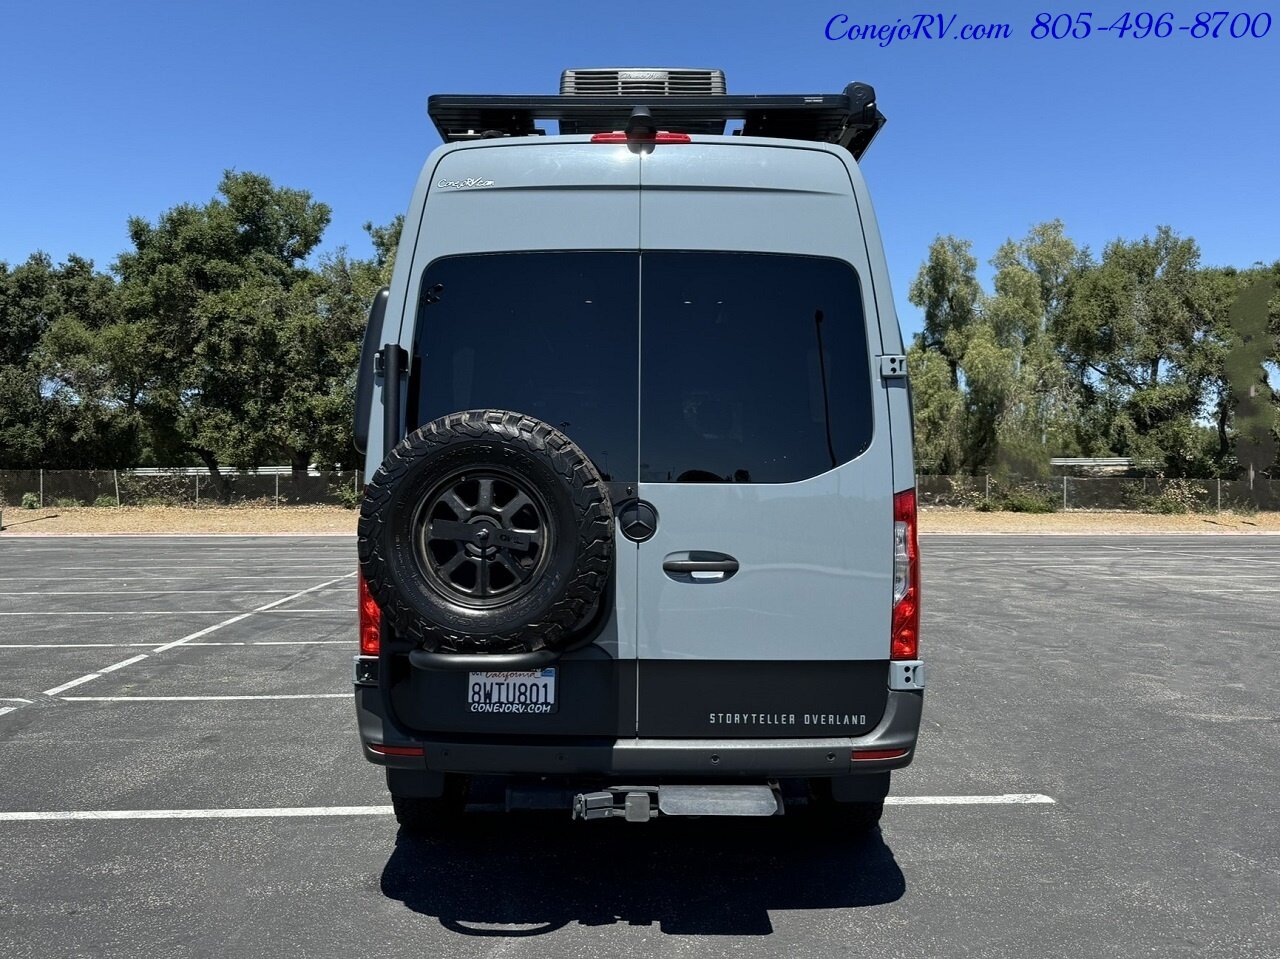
355;686;922;778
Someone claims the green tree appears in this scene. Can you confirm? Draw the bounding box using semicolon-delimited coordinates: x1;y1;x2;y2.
909;236;981;389
1056;226;1233;476
114;170;333;492
0;253;139;468
983;221;1082;475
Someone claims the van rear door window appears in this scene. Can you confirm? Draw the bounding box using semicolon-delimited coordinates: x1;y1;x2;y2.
640;252;872;484
411;252;639;482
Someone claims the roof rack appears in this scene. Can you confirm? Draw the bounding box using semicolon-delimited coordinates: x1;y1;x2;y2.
426;82;886;160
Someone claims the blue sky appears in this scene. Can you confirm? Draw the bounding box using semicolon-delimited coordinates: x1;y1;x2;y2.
2;0;1276;339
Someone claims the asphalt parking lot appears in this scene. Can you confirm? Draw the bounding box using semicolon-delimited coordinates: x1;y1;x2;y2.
0;534;1277;958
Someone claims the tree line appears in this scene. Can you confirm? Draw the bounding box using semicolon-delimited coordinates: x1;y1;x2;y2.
907;221;1278;480
2;174;1276;486
0;171;401;495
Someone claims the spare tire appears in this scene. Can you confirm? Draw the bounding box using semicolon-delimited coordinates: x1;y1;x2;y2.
358;410;613;653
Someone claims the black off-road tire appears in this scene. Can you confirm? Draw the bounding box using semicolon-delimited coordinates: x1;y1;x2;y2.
391;784;466;836
808;779;885;836
822;799;884;835
358;410;613;653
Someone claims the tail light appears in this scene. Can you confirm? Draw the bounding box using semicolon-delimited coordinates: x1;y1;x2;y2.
891;489;919;660
589;131;692;143
369;743;424;757
358;572;381;656
852;748;909;762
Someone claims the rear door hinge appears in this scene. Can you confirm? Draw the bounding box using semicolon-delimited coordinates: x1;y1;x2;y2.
879;354;908;380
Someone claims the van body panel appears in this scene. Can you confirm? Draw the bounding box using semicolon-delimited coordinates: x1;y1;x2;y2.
361;133;916;757
362;140;641;478
634;141;892;662
629;141;894;738
377;141;645;729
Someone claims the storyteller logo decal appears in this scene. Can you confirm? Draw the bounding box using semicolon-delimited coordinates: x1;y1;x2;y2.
709;712;869;728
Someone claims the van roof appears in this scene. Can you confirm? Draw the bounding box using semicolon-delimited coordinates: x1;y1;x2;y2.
427;82;886;161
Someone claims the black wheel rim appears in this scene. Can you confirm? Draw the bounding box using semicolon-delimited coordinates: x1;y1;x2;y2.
412;470;553;608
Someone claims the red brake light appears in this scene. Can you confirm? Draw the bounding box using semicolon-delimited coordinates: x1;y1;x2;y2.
369;743;424;757
358;572;381;656
891;489;919;660
851;748;909;762
589;131;692;143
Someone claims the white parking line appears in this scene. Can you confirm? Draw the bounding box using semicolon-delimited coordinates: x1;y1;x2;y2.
97;654;149;674
0;612;238;617
3;589;352;596
0;794;1057;822
0;806;392;821
885;794;1056;805
0;707;15;718
59;565;354;571
37;574;353;699
0;644;164;648
43;674;100;696
0;610;347;617
59;691;348;701
60;694;350;702
0;575;356;582
0;640;349;649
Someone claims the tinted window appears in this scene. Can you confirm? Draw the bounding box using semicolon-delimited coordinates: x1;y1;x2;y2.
640;252;871;484
411;253;638;481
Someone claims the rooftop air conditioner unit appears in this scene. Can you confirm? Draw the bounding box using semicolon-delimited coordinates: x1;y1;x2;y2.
560;68;727;97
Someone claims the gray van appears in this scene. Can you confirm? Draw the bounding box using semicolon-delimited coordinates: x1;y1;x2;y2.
352;69;924;832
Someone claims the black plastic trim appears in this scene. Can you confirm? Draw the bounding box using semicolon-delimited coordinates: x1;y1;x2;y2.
355;688;922;778
409;648;560;672
353;288;389;456
427;83;886;160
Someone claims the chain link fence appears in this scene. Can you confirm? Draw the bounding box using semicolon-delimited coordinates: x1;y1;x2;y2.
917;474;1280;513
2;470;1277;513
0;469;361;508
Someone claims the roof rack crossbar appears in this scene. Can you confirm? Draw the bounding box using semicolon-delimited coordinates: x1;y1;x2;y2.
426;83;886;160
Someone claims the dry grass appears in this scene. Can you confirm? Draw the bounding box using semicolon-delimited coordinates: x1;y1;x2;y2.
3;505;1278;537
0;505;357;536
921;509;1280;534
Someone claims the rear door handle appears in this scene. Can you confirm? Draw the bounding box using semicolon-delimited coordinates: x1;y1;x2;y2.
661;552;740;582
662;558;740;574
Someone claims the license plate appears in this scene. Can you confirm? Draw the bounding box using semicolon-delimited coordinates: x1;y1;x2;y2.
467;668;557;715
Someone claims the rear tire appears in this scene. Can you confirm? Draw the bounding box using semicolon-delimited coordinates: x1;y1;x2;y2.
391;777;467;836
808;778;885;835
391;794;462;835
821;799;884;835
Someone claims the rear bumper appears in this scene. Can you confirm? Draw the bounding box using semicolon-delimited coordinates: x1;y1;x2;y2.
354;682;922;778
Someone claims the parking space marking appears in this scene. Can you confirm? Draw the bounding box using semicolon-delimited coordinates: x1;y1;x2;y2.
97;654;149;674
59;694;350;701
0;641;349;651
33;574;353;700
0;610;347;617
1;589;352;596
57;560;353;568
0;707;14;718
0;794;1057;822
0;806;392;821
885;794;1055;805
0;575;356;582
0;644;165;649
0;612;240;617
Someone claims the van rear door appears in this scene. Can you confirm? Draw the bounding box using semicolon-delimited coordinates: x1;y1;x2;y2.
389;141;643;739
633;142;894;739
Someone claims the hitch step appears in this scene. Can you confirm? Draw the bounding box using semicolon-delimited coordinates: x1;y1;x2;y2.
572;784;782;821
